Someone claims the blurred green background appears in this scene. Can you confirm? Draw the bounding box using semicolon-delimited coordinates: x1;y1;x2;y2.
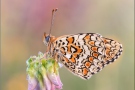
1;0;134;90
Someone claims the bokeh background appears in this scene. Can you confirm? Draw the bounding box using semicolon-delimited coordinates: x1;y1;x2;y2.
1;0;134;90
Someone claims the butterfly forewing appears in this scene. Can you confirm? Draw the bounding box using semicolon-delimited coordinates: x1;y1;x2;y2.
51;33;122;80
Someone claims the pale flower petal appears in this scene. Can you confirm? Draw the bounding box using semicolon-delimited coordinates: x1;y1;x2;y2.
51;84;56;90
55;75;63;89
56;74;63;87
47;72;59;86
58;62;63;68
43;75;52;90
47;72;63;89
28;76;38;90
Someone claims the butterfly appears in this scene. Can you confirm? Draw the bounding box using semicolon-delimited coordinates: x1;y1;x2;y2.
43;8;123;80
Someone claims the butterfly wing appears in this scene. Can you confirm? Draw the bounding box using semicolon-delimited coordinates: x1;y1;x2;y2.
52;33;122;80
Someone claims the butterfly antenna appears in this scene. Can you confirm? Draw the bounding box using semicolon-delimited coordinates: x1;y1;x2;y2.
49;8;58;36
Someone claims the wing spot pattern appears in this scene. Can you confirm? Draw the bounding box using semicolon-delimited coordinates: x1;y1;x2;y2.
83;68;88;76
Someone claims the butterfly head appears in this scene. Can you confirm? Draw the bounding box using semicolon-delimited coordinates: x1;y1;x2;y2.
43;32;51;45
43;32;56;46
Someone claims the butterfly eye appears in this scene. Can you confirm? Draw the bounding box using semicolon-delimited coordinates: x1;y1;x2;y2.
45;36;50;43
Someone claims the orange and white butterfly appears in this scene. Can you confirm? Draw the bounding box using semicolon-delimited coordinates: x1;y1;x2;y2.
43;9;123;80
